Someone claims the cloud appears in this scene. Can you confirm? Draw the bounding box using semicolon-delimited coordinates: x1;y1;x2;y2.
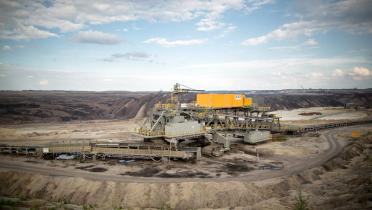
2;45;11;51
245;0;274;12
242;21;323;45
303;38;318;46
144;38;206;47
186;57;367;70
352;67;372;76
242;0;372;45
350;67;372;80
102;78;113;82
1;62;371;90
0;0;272;40
294;0;372;33
269;38;318;51
1;45;25;51
332;69;346;77
196;18;225;31
0;24;58;40
332;67;372;80
215;24;237;38
39;80;49;86
75;30;121;45
196;0;273;31
103;52;154;62
307;72;326;80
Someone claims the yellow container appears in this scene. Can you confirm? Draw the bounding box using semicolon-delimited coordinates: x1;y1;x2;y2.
244;97;253;107
351;131;361;138
196;94;252;108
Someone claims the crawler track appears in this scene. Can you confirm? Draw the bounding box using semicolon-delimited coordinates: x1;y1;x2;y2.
0;125;368;183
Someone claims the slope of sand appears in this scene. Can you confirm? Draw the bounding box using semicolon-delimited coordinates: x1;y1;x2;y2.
0;119;142;145
0;133;371;209
270;107;369;121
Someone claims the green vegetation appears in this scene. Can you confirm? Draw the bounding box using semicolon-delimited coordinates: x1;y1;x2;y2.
160;206;173;210
272;134;288;142
0;198;19;207
83;204;95;210
366;155;372;163
293;189;310;210
364;131;372;136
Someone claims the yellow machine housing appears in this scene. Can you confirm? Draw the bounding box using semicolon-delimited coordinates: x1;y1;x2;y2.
196;94;253;108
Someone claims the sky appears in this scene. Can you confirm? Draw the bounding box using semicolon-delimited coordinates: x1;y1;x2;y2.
0;0;372;91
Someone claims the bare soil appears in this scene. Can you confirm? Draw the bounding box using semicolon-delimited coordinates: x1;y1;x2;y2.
0;131;371;209
0;110;371;180
0;105;371;209
270;106;371;122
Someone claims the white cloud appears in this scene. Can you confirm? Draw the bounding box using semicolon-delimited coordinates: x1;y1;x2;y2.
332;67;372;80
352;67;371;77
242;21;323;45
269;45;299;51
186;57;367;70
0;24;58;40
307;72;326;80
1;45;25;51
1;62;371;90
245;0;274;12
196;18;225;31
31;18;84;33
103;52;154;62
0;0;272;40
242;0;372;45
39;80;49;86
102;78;113;82
196;0;273;31
294;0;372;34
2;45;11;51
269;38;318;51
144;38;206;47
75;30;121;45
215;24;237;38
332;69;345;77
350;67;372;80
303;38;318;46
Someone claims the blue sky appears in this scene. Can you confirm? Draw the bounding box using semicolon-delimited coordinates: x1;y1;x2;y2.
0;0;372;90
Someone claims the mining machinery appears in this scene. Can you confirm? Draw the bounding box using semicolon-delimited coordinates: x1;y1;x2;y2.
138;83;280;156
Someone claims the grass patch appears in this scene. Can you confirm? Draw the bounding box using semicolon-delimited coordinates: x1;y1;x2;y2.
293;189;310;210
0;198;19;207
83;204;95;210
272;134;288;142
366;155;372;163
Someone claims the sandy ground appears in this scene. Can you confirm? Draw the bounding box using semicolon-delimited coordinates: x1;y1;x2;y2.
0;107;371;180
270;106;370;121
0;132;328;180
0;129;371;209
0;119;143;145
0;122;362;180
1;106;370;145
0;107;371;209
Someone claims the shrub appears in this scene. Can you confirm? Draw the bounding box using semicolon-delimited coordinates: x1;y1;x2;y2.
293;189;310;210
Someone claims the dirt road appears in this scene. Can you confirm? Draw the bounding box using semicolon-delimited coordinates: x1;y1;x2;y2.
0;125;366;183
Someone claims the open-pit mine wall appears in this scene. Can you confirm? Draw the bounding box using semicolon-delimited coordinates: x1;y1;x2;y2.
0;90;371;124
